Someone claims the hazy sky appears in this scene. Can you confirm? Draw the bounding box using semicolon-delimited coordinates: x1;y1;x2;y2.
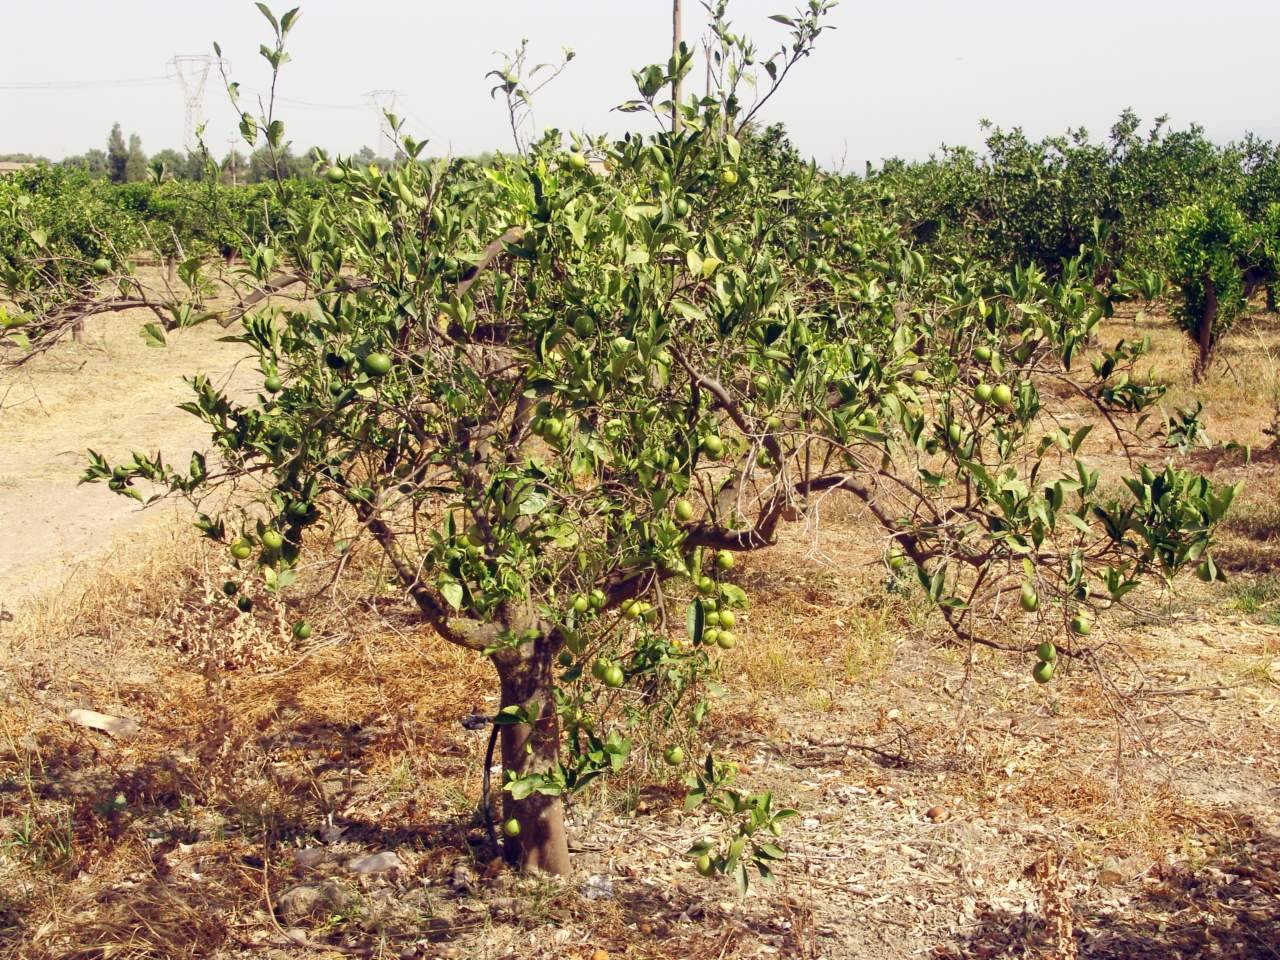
2;1;1277;169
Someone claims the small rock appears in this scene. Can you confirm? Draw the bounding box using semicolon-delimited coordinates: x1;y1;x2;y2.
450;861;476;894
274;881;356;923
1098;860;1125;886
293;847;330;869
925;805;950;822
347;851;404;875
581;873;614;900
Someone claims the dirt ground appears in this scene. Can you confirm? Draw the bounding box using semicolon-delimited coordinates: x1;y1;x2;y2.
0;304;1278;959
0;297;258;611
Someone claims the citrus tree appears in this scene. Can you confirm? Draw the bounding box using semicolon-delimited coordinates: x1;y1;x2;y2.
0;165;148;352
79;2;1236;881
1163;197;1280;380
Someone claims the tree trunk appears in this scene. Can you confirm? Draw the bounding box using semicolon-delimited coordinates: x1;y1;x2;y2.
72;319;84;343
1268;283;1277;314
493;642;570;875
671;0;683;134
1193;275;1217;384
166;255;177;285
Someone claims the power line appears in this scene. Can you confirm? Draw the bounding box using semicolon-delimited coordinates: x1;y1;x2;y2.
0;76;170;91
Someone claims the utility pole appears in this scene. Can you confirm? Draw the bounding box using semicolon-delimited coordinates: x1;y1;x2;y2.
225;138;240;186
169;55;223;153
364;89;402;158
671;0;683;134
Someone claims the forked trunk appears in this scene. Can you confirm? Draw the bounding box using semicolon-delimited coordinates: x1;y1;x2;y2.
1193;275;1217;384
494;644;570;874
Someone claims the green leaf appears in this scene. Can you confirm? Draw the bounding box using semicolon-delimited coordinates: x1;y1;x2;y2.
687;600;705;643
139;323;167;348
440;580;464;610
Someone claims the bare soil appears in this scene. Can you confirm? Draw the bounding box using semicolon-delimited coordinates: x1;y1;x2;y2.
0;292;256;611
0;305;1277;960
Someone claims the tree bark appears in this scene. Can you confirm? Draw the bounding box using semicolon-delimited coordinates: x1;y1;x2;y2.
1193;275;1217;384
1268;283;1277;314
494;641;570;874
166;255;176;285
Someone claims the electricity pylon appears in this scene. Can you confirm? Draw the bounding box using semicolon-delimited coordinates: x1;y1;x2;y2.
169;55;223;152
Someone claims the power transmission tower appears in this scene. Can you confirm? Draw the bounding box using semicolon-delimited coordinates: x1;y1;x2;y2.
168;55;223;152
364;89;402;156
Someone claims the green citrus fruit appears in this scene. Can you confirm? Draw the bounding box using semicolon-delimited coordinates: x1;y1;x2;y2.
262;530;284;551
1070;614;1092;636
237;595;253;613
701;435;725;458
572;595;589;614
1020;584;1039;613
92;257;112;275
703;627;720;646
222;580;238;596
1032;660;1055;684
589;589;606;610
558;651;573;667
325;166;346;183
888;548;907;571
696;854;715;876
292;621;312;640
573;314;594;337
718;609;736;629
719;168;739;186
1036;641;1057;663
674;197;690;217
364;352;392;377
603;665;625;688
716;630;737;650
568;152;588;171
974;345;993;364
715;551;734;571
697;576;716;595
663;745;684;765
674;500;694;522
230;540;253;560
705;610;721;627
948;423;963;445
975;383;994;404
502;818;521;838
992;384;1014;408
264;374;283;393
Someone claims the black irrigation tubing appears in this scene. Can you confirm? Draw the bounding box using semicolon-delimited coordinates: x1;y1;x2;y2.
481;719;501;858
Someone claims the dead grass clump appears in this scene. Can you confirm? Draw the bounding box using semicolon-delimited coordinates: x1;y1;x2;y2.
22;878;231;960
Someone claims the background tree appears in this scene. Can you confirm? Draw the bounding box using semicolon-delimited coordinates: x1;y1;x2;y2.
61;149;110;178
125;133;148;183
107;123;128;184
